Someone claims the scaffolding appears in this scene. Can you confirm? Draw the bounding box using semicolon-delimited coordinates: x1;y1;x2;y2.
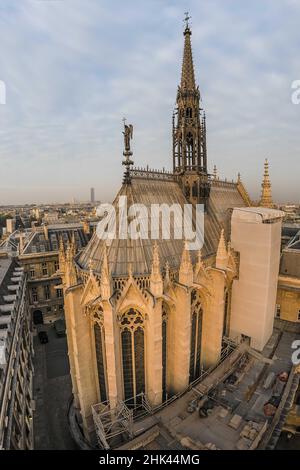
92;342;237;449
92;393;153;450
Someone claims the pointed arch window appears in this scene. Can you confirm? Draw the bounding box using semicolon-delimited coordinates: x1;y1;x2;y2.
223;288;230;337
186;132;194;168
93;308;107;402
186;108;192;118
120;309;145;404
189;290;203;383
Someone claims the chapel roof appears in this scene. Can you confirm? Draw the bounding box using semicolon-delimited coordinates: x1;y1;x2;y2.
76;174;246;277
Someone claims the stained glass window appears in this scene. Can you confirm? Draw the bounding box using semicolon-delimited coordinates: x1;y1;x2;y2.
134;327;145;401
189;290;203;383
120;309;145;404
94;323;107;402
162;319;167;401
121;329;134;401
223;289;229;336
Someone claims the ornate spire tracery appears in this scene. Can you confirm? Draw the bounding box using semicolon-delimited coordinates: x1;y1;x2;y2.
173;17;210;206
260;158;273;208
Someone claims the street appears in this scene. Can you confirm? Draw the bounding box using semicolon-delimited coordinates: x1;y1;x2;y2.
33;323;77;450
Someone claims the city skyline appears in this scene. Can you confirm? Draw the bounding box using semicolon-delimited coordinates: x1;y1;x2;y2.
0;0;299;205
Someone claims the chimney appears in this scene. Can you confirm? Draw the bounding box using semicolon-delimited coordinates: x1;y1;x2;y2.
43;224;49;240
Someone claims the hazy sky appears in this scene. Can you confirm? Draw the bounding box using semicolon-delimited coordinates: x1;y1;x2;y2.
0;0;299;205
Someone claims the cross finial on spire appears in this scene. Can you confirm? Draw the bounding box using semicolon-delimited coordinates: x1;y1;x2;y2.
184;12;191;29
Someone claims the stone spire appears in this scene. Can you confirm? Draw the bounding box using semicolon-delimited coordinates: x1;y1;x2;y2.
164;261;170;287
150;242;163;296
173;15;210;205
194;249;205;277
179;241;193;286
101;244;111;300
67;232;76;260
101;244;109;278
216;229;228;270
62;235;77;288
260;159;273;208
181;18;196;91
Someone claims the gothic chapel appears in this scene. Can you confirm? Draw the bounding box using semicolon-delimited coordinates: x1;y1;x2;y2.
59;21;283;442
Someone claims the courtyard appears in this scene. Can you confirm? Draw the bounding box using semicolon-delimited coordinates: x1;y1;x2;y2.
33;323;77;450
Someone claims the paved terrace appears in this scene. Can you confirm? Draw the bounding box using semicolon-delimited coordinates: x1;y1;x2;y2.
115;327;300;450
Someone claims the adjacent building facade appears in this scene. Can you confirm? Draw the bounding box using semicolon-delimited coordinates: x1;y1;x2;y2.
18;223;95;324
0;252;34;450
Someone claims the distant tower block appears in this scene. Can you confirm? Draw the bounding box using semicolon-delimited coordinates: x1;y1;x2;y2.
229;207;284;351
90;187;95;203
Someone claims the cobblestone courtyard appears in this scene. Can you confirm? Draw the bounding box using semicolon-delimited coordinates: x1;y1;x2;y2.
33;324;77;450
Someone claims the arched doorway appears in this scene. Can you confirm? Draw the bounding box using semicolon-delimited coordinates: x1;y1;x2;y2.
33;310;43;325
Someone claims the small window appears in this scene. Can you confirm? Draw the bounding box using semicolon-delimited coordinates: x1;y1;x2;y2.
59;304;63;311
30;266;35;279
56;288;63;299
54;261;59;272
42;262;48;276
44;285;50;300
298;310;300;321
276;304;281;318
32;288;38;303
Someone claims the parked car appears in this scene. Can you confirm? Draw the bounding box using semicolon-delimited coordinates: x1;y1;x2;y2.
54;319;66;337
38;331;49;344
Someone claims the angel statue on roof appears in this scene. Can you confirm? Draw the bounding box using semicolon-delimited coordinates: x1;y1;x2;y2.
123;120;133;154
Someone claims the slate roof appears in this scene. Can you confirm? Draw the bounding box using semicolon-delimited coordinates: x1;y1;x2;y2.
77;175;246;277
22;224;95;255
